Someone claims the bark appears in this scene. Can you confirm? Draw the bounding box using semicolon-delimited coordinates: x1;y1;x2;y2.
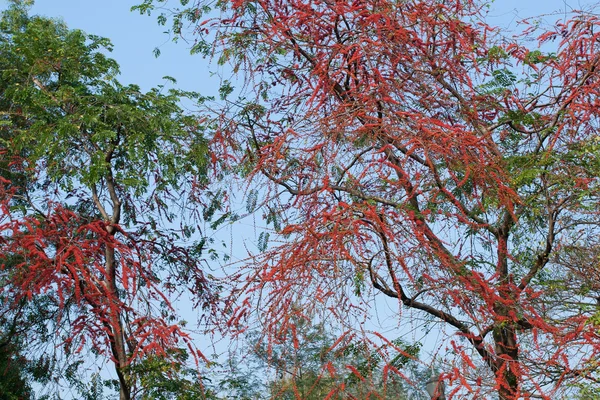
494;221;520;400
103;157;130;400
493;322;519;400
105;244;131;400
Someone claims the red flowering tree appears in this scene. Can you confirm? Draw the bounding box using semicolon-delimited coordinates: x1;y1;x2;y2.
0;3;217;399
138;0;600;398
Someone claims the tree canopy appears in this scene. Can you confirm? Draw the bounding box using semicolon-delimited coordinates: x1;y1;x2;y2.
0;1;217;398
2;0;600;398
135;0;600;398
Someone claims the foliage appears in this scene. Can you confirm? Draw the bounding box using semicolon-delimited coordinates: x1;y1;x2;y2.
138;0;600;398
0;295;58;400
126;349;211;400
207;318;430;400
0;340;32;400
0;1;217;398
257;323;427;400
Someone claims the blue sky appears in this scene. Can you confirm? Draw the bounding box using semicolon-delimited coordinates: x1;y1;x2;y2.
3;0;596;347
1;0;595;334
1;0;595;96
2;0;218;96
1;0;598;396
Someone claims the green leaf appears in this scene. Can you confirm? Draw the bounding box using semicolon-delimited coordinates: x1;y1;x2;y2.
257;231;270;252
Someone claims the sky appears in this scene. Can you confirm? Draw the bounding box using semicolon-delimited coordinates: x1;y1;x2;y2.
1;0;595;96
10;0;591;324
1;0;598;397
2;0;597;355
0;0;595;343
6;0;219;95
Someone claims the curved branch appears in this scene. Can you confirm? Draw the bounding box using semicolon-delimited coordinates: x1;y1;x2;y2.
367;223;498;373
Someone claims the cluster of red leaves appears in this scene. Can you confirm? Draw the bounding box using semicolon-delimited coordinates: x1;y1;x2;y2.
0;176;200;367
200;0;600;397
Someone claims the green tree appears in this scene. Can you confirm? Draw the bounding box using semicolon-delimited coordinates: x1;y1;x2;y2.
126;350;212;400
210;318;429;400
0;340;32;400
0;1;217;398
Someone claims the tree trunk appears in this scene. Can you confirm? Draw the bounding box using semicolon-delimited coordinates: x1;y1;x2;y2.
105;243;131;400
493;222;519;399
493;323;519;400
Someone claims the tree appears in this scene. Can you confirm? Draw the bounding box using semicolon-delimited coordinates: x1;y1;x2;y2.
0;339;32;400
207;316;429;399
138;0;600;398
254;320;427;400
0;2;217;398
